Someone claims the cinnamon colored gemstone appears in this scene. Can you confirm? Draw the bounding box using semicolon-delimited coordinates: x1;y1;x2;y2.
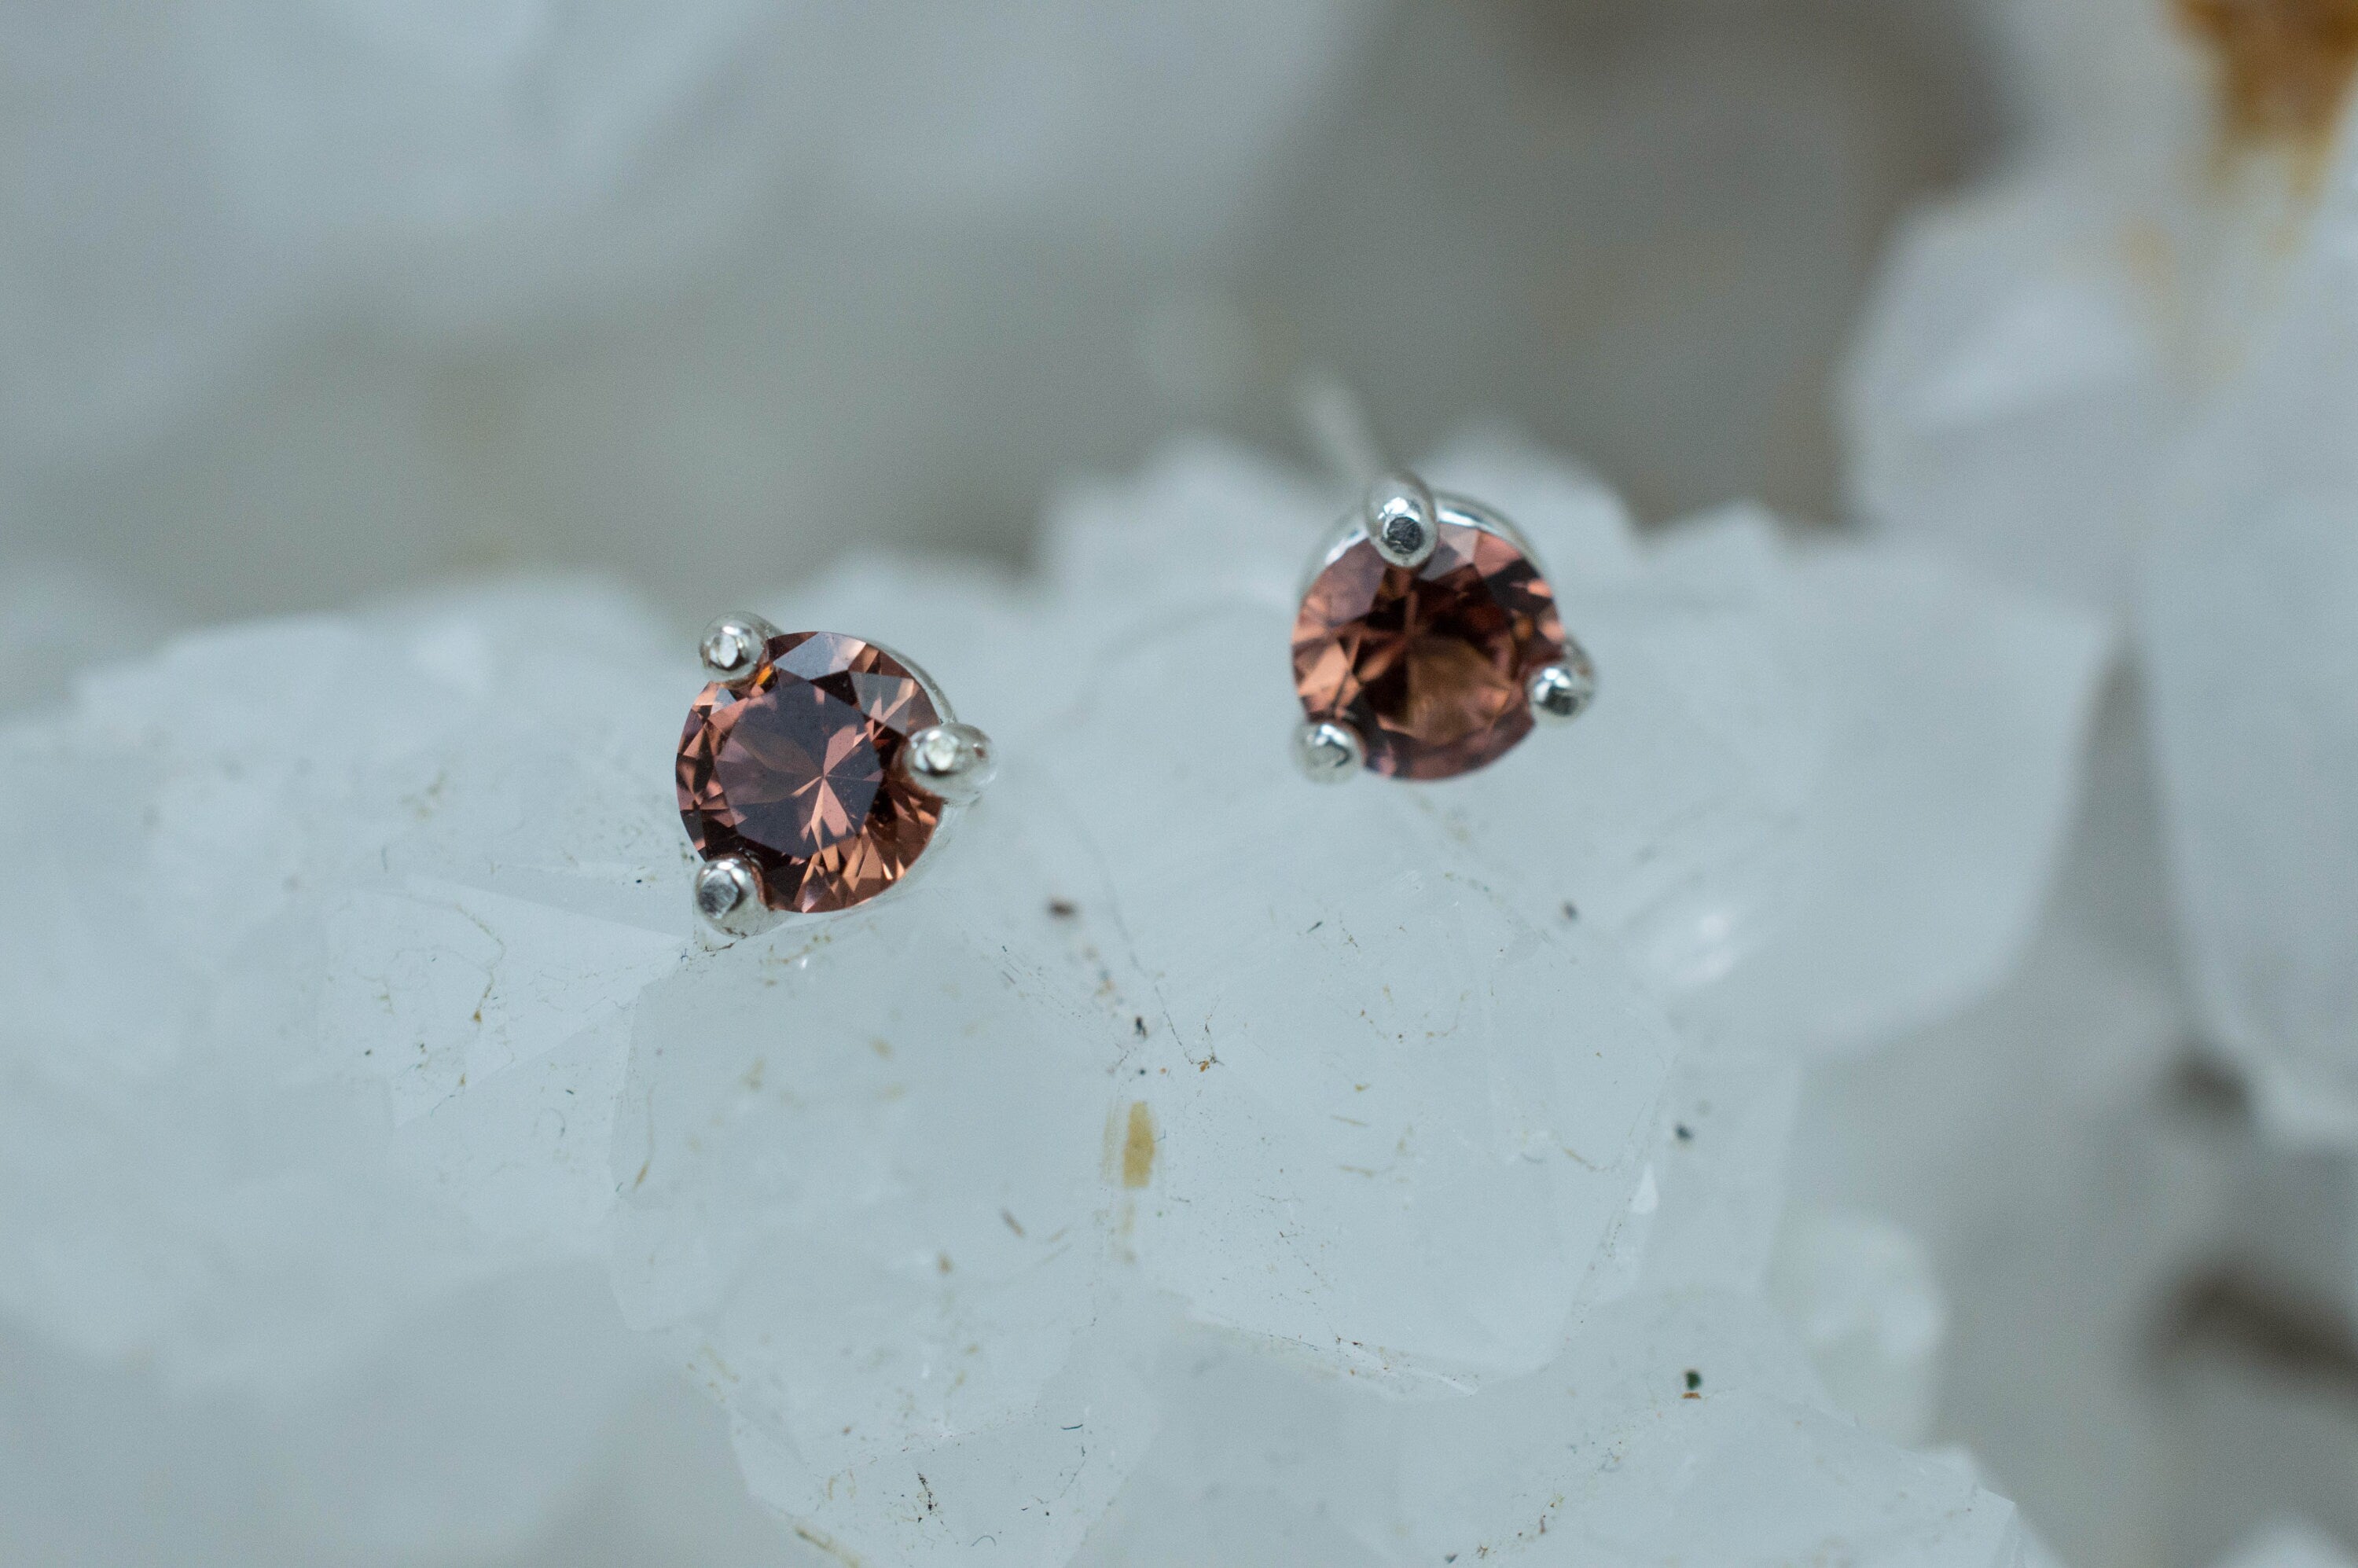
1292;520;1567;780
677;632;944;913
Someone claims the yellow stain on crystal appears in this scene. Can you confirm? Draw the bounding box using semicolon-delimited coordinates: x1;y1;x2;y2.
1120;1101;1157;1188
2177;0;2358;160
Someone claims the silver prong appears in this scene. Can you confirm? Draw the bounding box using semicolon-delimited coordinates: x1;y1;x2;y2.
1295;718;1365;782
1528;654;1596;725
1365;470;1439;571
692;854;780;940
699;614;780;684
898;722;997;805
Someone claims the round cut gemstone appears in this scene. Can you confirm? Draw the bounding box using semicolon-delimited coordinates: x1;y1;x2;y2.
1292;520;1567;780
677;632;944;913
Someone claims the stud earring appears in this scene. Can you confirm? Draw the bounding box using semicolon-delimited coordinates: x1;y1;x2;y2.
1291;471;1594;782
675;615;995;938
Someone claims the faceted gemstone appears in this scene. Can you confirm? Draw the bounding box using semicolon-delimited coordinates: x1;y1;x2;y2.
677;632;944;913
1292;520;1567;780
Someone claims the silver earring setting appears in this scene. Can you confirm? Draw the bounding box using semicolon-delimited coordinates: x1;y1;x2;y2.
1291;471;1593;783
675;615;994;938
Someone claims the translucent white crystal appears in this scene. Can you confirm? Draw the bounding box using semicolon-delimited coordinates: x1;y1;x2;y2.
0;430;2101;1562
1842;0;2358;1137
1768;1206;1948;1445
2139;151;2358;1135
1073;1292;2037;1567
0;1270;668;1566
605;595;1680;1558
593;438;2092;1558
1789;692;2212;1568
1043;599;1679;1386
0;2;1383;642
608;783;1155;1567
1837;0;2273;613
1630;1046;1802;1297
1055;436;2107;1059
0;1287;874;1568
0;4;1374;458
0;579;693;1554
1842;167;2182;611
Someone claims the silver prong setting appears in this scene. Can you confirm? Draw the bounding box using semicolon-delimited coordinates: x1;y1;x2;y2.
1295;718;1366;782
699;614;780;684
1528;655;1596;725
1365;470;1440;571
899;722;997;805
692;854;780;941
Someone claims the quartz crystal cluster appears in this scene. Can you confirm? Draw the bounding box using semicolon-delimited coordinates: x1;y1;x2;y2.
1846;0;2358;1141
0;2;1382;615
0;435;2106;1564
9;5;2358;1564
1826;0;2358;1555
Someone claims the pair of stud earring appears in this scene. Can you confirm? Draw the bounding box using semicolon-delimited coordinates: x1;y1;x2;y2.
677;472;1596;938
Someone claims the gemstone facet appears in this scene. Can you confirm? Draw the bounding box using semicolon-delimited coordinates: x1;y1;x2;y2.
1292;518;1568;780
677;632;944;913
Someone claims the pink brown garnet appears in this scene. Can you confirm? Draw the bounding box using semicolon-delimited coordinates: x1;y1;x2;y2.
1292;518;1567;780
676;631;944;913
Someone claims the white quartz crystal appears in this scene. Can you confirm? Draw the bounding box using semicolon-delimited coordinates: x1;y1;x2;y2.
1790;690;2223;1568
0;4;1382;628
0;436;2098;1563
608;787;1158;1567
1039;600;1677;1387
0;3;1374;459
1632;1045;1803;1297
1072;1293;2033;1568
0;579;692;1558
0;1270;673;1566
1768;1207;1948;1446
1050;435;2107;1060
2140;181;2358;1137
1842;0;2233;613
1843;1;2358;1140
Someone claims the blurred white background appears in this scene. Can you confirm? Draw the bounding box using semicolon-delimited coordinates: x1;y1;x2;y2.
0;0;1991;617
